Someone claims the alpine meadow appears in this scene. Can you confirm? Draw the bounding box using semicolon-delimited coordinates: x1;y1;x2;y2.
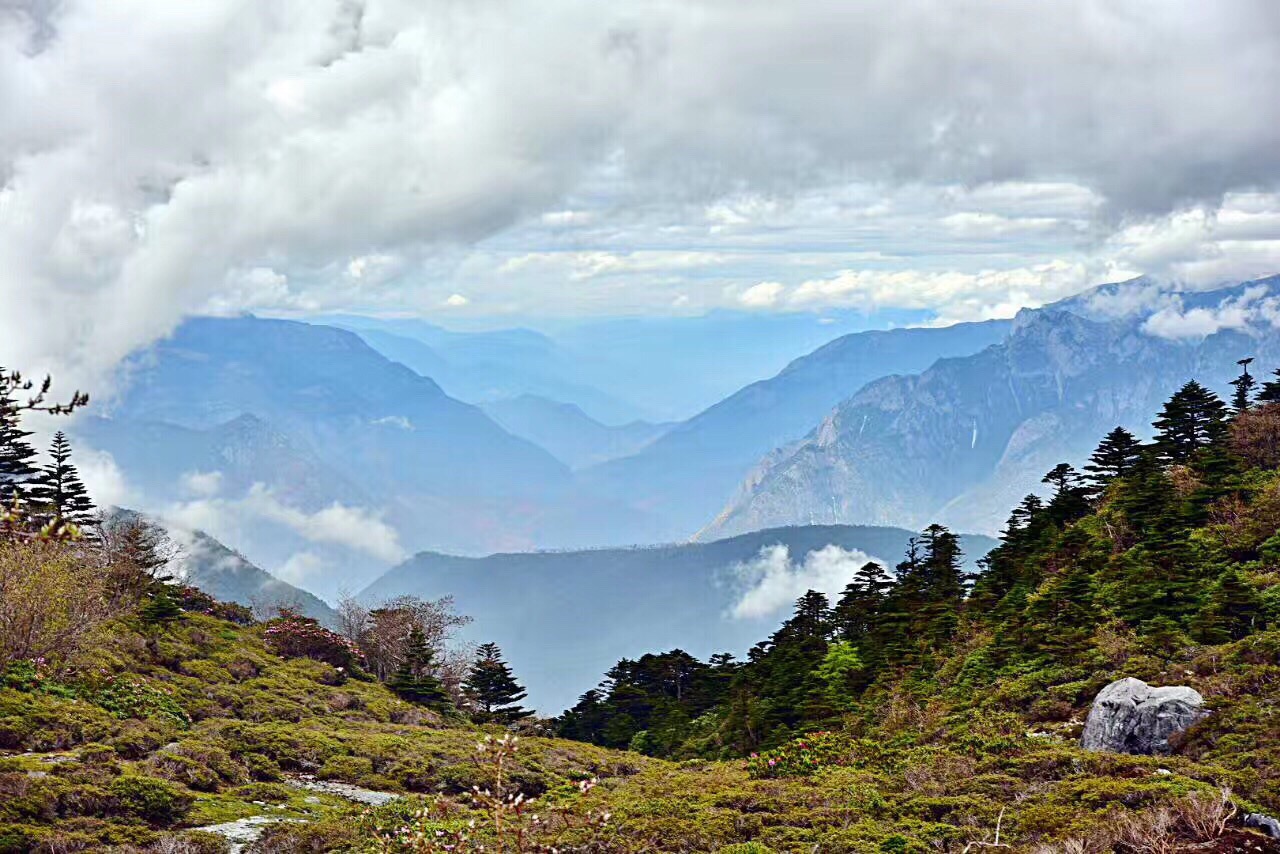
4;2;1280;853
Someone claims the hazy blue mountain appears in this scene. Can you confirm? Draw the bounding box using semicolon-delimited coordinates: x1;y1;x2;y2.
580;319;1011;541
320;308;933;423
105;316;568;497
704;277;1280;539
83;316;670;595
342;323;645;426
480;395;671;469
75;413;368;512
549;309;932;422
360;525;997;712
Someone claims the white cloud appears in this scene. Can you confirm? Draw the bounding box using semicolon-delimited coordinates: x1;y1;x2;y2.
276;551;327;585
3;1;1280;381
164;483;406;564
787;260;1133;323
728;544;884;620
1141;286;1280;340
738;281;785;308
73;446;134;510
181;470;224;498
443;293;469;307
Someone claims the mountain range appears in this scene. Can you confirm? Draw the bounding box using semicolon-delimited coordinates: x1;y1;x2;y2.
703;276;1280;538
73;274;1280;601
579;318;1011;540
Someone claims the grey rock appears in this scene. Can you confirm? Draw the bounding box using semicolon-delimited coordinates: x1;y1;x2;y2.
1081;677;1208;755
286;775;400;807
1244;813;1280;840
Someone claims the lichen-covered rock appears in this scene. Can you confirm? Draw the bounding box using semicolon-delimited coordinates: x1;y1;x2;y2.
1080;677;1207;755
1244;812;1280;841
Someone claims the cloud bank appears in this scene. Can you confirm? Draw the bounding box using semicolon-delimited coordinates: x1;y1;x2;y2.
3;1;1280;380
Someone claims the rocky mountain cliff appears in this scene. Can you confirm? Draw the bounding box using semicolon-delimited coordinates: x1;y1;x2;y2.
580;319;1011;540
703;277;1280;539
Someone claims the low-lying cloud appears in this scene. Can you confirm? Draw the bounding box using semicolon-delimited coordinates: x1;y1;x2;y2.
728;544;885;620
165;482;406;565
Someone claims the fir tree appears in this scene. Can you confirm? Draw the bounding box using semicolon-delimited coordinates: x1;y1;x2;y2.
1192;567;1262;643
140;586;183;624
1084;427;1143;491
1152;381;1228;464
0;368;40;510
1231;357;1257;414
463;642;533;723
1259;367;1280;404
834;561;892;645
28;432;96;532
387;626;450;708
1042;463;1090;524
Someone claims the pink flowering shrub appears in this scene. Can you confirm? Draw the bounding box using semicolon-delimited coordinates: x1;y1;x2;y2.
746;730;852;779
175;586;254;625
264;609;364;670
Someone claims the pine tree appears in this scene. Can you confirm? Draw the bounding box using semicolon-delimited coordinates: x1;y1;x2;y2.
1192;567;1262;643
28;432;96;532
834;561;892;645
140;586;183;624
387;626;451;708
463;642;533;723
1084;427;1143;491
1152;381;1228;464
1231;357;1257;414
0;368;40;510
1042;463;1090;524
1259;368;1280;404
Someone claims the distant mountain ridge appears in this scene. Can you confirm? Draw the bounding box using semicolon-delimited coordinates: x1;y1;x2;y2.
480;395;671;469
82;316;664;596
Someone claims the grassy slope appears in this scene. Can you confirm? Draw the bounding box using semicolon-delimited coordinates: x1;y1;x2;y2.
2;608;1278;852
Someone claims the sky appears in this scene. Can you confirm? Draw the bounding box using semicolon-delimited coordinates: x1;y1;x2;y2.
3;0;1280;387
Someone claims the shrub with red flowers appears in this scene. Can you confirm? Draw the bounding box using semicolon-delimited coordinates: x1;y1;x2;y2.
263;609;364;670
174;585;254;625
746;730;852;779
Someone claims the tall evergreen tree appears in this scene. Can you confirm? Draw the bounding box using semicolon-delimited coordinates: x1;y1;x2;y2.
1152;381;1228;464
463;642;533;723
29;432;96;531
1231;357;1257;414
1084;427;1143;491
0;369;40;509
834;561;892;645
387;626;451;708
1259;367;1280;404
1042;463;1091;524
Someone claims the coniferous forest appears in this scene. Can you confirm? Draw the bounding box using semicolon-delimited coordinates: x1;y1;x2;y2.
2;358;1280;852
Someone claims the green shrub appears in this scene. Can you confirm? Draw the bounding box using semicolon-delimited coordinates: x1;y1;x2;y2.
93;678;190;729
109;775;193;824
243;752;283;782
319;754;374;782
